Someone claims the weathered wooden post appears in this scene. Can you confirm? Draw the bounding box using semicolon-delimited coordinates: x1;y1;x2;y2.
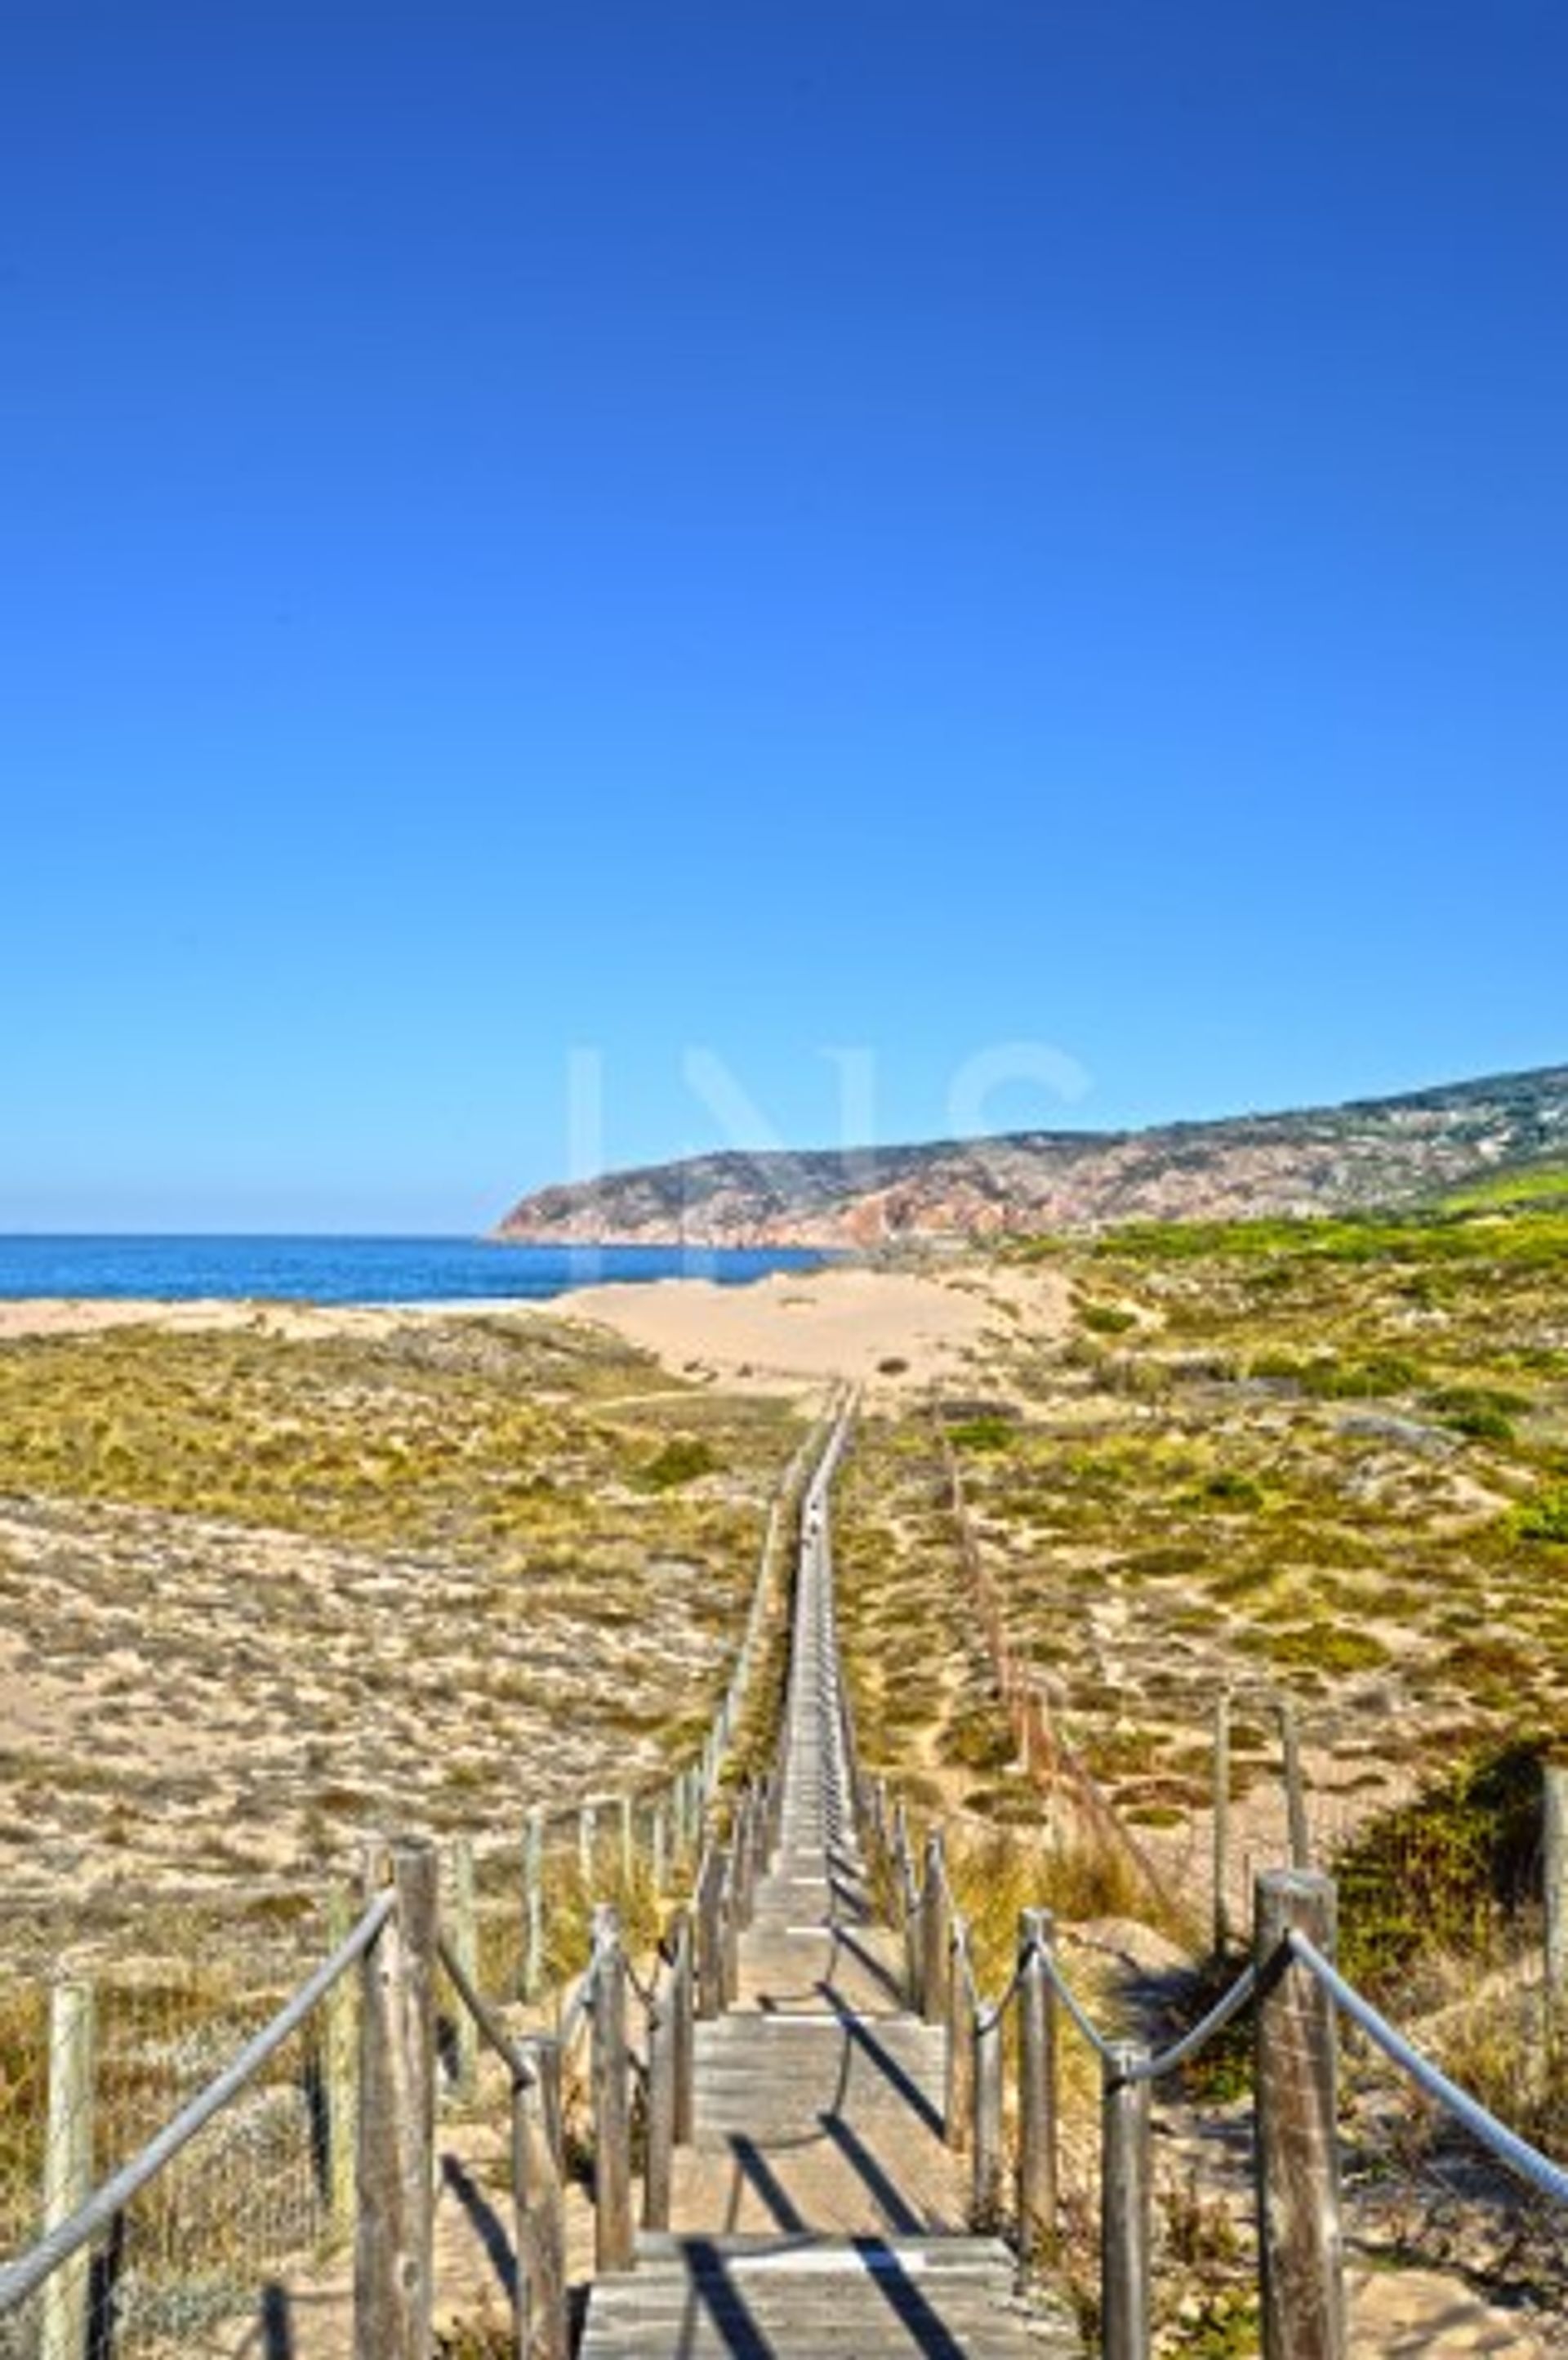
578;1798;598;1895
890;1802;920;2008
620;1793;636;1894
944;1923;974;2152
1213;1689;1232;1958
40;1976;95;2360
449;1836;479;2098
590;1904;635;2272
920;1832;949;2027
972;2002;1004;2228
1101;2043;1152;2360
323;1889;358;2233
732;1790;754;1925
696;1848;725;2019
1254;1869;1345;2360
670;1907;696;2144
720;1846;742;2004
1544;1761;1568;2032
355;1837;439;2360
644;1966;676;2231
521;1806;545;2002
1279;1700;1311;1871
517;2034;568;2360
650;1796;669;1898
1017;1908;1057;2271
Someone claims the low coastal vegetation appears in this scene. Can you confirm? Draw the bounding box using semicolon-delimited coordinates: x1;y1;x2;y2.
0;1310;807;1964
836;1177;1568;2345
4;1178;1566;2345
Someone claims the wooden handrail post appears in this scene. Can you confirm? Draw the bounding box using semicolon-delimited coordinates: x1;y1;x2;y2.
590;1904;635;2273
1545;1762;1568;2033
733;1790;754;1924
579;1798;598;1895
1017;1908;1057;2272
696;1849;725;2019
644;1968;676;2231
670;1907;696;2144
971;2004;1004;2229
355;1836;438;2360
920;1833;949;2027
40;1976;95;2360
518;2035;568;2360
1279;1701;1311;1870
449;1836;479;2098
522;1806;545;2002
650;1796;669;1898
1101;2043;1152;2360
720;1848;741;2004
620;1792;636;1894
944;1925;974;2152
323;1889;358;2233
1213;1690;1232;1959
1254;1869;1345;2360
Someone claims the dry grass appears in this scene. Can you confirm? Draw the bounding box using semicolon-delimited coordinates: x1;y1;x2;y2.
833;1195;1568;2344
0;1312;809;1963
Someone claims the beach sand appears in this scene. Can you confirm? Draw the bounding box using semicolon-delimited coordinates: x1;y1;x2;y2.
0;1257;1071;1394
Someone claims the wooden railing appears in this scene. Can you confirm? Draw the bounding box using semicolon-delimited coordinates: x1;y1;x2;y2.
860;1777;1568;2360
0;1402;837;2360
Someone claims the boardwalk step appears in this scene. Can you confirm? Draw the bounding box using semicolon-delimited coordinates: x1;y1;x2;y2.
576;1418;1085;2357
578;2234;1082;2358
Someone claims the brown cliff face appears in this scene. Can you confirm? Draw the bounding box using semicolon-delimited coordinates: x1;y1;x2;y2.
492;1064;1568;1247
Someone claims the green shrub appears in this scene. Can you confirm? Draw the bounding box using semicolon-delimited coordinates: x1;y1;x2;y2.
1334;1741;1550;1998
1254;1621;1392;1675
1080;1302;1138;1336
947;1416;1018;1452
1196;1470;1264;1510
636;1436;719;1489
1512;1486;1568;1544
1424;1384;1530;1442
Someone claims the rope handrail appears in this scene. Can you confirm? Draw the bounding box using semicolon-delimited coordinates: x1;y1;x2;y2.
623;1951;663;2013
0;1888;395;2318
1126;1962;1260;2083
557;1946;603;2051
1036;1939;1123;2065
943;1899;1262;2082
953;1920;984;2017
975;1953;1030;2040
437;1931;536;2087
1286;1929;1568;2208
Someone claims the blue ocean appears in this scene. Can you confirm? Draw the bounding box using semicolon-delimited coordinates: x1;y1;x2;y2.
0;1236;826;1306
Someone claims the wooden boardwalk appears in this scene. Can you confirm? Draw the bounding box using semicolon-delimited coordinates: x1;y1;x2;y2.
581;1476;1081;2358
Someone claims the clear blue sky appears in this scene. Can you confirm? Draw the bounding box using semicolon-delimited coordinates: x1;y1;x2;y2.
3;2;1564;1231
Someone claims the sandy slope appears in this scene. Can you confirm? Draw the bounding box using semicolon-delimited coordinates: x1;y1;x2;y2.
551;1259;1071;1393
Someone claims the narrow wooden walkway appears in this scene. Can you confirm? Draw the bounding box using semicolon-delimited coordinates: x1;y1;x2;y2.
581;1468;1081;2357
